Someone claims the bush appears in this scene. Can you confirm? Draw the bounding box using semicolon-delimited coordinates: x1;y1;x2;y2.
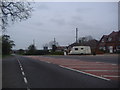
116;50;120;54
35;50;50;55
25;50;50;55
50;51;64;55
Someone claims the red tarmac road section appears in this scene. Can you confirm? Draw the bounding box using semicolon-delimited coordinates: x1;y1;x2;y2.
25;56;120;81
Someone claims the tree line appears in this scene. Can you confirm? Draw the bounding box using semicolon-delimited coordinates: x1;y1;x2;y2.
2;34;99;55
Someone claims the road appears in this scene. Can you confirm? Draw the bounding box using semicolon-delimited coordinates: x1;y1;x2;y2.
2;55;119;88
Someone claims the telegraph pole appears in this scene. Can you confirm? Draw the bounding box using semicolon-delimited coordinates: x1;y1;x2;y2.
33;39;35;46
52;37;57;52
76;28;78;43
54;37;56;45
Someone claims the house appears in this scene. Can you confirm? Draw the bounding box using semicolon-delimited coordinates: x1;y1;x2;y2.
97;31;120;53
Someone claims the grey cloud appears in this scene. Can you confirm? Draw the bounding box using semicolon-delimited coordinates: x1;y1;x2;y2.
37;3;49;10
68;16;83;27
71;16;83;22
76;8;92;13
35;22;44;26
50;18;66;26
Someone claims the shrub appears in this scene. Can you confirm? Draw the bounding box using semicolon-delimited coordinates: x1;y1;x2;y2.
50;51;64;55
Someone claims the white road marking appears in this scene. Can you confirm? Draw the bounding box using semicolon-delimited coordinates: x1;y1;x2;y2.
59;65;111;81
24;77;28;84
103;75;120;77
16;57;30;90
112;64;117;65
22;72;25;76
61;64;113;65
81;70;118;72
63;66;117;68
45;61;51;63
95;62;101;63
21;67;23;71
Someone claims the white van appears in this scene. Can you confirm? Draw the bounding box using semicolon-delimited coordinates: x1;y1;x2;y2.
69;46;91;55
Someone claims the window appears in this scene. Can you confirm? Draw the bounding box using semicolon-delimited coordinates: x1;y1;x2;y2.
119;37;120;41
75;48;78;50
117;46;120;49
108;37;112;41
99;47;105;50
99;47;102;49
81;48;84;50
101;39;104;42
103;47;106;50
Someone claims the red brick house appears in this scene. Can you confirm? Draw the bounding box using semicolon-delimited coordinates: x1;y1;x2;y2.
97;31;120;53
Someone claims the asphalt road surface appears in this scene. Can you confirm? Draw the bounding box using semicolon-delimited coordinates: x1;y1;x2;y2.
2;55;119;89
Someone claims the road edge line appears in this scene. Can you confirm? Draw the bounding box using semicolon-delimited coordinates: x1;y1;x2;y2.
59;65;111;81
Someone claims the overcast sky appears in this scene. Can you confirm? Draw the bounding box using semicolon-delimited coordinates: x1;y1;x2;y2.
7;2;118;50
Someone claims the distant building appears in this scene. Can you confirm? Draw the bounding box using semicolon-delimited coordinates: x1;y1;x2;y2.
43;46;48;51
56;46;67;52
97;31;120;53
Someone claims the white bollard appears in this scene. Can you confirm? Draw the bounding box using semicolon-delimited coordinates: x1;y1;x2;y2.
64;51;67;56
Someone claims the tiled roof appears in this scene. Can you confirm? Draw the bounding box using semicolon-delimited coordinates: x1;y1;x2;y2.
99;31;119;43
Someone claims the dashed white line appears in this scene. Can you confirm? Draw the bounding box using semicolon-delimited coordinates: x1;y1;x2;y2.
24;77;28;84
21;67;23;71
16;57;30;90
59;65;111;81
22;72;25;76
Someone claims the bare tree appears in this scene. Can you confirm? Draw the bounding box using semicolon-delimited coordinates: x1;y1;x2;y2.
0;0;33;31
43;43;48;50
49;41;59;48
79;35;93;44
78;35;98;49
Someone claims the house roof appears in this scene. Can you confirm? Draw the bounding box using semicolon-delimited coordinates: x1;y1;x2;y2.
57;46;67;49
68;42;82;47
99;31;120;44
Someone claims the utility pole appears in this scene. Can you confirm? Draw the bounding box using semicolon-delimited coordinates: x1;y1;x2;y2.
76;28;78;43
52;37;57;52
33;39;35;46
54;37;56;45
